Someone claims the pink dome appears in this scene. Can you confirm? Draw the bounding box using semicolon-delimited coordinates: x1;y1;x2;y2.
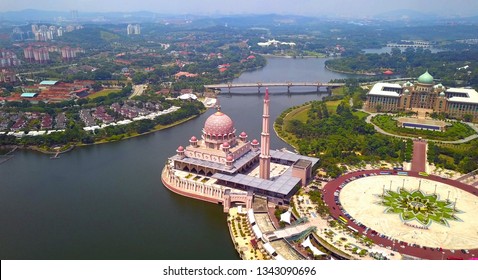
222;141;230;148
204;111;234;135
190;136;197;141
177;146;184;151
226;155;234;161
240;131;247;137
252;139;259;145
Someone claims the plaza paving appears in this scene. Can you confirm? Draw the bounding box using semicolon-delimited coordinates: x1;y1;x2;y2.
339;175;478;250
323;169;478;259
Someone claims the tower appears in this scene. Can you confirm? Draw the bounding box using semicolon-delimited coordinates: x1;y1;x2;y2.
259;88;271;180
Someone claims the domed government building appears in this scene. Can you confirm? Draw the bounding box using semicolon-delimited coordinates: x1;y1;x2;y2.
161;89;319;212
365;71;478;122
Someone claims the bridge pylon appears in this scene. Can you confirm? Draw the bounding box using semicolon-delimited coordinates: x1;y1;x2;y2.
287;82;292;93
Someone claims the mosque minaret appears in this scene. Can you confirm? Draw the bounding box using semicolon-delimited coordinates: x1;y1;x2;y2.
259;88;271;180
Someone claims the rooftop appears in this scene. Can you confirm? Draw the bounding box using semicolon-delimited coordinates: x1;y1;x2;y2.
212;172;301;197
293;159;312;169
39;80;58;86
21;92;38;98
446;88;478;104
368;83;402;97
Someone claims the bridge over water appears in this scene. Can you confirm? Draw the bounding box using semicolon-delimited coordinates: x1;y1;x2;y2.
204;82;345;93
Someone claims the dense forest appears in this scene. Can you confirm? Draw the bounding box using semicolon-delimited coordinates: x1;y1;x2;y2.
325;48;478;87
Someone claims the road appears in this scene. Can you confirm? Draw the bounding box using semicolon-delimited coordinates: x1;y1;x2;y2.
129;84;148;99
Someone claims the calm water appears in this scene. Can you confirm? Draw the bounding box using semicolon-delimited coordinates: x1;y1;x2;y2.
363;46;444;54
0;57;351;260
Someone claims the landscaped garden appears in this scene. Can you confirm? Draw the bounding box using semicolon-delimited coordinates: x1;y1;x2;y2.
371;114;476;141
381;188;462;227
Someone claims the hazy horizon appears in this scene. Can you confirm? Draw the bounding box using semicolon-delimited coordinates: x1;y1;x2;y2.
3;0;478;18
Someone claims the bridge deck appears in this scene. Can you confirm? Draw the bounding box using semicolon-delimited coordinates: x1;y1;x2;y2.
204;82;344;89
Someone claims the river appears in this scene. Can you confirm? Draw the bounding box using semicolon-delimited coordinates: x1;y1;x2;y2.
0;57;353;260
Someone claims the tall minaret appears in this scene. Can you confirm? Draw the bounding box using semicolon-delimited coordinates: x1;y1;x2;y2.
259;88;271;180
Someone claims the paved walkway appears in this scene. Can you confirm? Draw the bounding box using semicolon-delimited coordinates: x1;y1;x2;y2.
411;140;427;172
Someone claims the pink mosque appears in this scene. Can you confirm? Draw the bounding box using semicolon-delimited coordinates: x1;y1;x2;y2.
161;89;319;212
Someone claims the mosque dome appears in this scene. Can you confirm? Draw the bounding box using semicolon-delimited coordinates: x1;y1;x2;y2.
203;111;235;136
418;71;434;84
222;141;230;148
177;146;184;152
226;155;234;161
190;136;197;141
240;131;247;137
439;91;446;97
251;139;259;145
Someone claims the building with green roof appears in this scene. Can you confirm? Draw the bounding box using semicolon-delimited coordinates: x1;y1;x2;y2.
365;71;478;122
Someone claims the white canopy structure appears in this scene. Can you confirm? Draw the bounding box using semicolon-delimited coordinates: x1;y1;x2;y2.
247;209;256;225
252;224;262;240
178;93;197;100
301;236;326;256
274;255;286;260
263;242;276;256
280;210;291;224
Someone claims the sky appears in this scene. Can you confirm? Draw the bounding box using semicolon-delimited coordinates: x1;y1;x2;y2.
4;0;478;17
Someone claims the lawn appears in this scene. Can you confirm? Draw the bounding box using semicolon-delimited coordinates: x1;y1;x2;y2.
87;89;120;99
353;111;369;120
326;100;341;114
284;104;311;123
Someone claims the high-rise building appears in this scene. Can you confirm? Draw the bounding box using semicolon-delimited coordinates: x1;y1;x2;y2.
32;47;50;63
31;24;39;33
127;24;141;35
23;46;34;62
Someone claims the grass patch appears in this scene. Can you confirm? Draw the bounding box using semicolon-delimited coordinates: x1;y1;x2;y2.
326;100;341;114
353;111;369;120
284;104;311;123
87;89;120;99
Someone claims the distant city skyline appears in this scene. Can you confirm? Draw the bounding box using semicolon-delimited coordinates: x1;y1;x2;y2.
3;0;478;18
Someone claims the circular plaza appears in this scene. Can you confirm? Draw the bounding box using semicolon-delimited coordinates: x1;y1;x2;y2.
323;170;478;259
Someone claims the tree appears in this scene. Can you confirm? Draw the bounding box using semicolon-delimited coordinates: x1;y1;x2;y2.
463;114;473;122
